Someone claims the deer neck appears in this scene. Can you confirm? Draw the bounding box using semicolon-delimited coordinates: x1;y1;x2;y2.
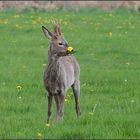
48;45;59;64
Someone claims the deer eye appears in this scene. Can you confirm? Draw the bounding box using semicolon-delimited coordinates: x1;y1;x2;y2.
58;42;63;45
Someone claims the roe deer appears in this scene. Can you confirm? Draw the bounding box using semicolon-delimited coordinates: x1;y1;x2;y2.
42;23;81;124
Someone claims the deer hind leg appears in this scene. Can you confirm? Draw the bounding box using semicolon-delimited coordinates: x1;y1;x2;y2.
47;95;53;124
72;80;81;120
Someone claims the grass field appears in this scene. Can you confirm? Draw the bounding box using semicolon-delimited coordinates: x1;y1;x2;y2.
0;8;140;139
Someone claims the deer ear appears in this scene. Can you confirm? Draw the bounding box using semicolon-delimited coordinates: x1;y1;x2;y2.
42;26;54;40
54;25;61;36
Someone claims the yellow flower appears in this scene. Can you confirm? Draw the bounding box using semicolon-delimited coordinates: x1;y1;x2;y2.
16;85;22;91
19;96;22;99
13;15;20;18
109;32;112;37
0;19;8;24
126;62;130;65
4;21;8;24
64;21;68;25
22;65;27;69
32;20;37;25
38;17;41;21
42;64;46;67
37;132;43;138
15;24;19;28
67;47;73;53
15;24;22;29
65;99;68;102
46;123;50;128
109;13;112;17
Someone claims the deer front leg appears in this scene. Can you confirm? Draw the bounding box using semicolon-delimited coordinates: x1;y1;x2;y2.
47;95;53;124
54;94;65;124
59;94;65;122
72;80;81;120
54;95;60;124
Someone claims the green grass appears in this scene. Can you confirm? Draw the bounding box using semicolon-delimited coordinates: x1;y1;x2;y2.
0;8;140;139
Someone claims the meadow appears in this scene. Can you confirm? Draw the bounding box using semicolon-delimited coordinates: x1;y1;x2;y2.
0;8;140;139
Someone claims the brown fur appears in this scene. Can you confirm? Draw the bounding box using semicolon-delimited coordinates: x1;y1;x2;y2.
42;24;81;124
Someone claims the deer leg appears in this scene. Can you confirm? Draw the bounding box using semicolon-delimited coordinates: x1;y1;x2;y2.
54;95;60;124
59;94;65;121
54;94;65;123
72;81;81;120
47;95;53;124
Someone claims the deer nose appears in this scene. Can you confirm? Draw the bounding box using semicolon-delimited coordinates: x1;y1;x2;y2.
67;46;74;53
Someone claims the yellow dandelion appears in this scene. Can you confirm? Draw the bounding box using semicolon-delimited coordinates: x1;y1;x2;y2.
4;21;8;24
65;99;68;102
109;32;112;37
32;21;37;25
131;99;135;103
124;79;127;82
126;62;130;65
67;47;73;53
0;19;8;24
15;24;19;28
16;85;22;91
46;123;50;128
15;24;22;29
22;65;27;69
38;17;41;20
64;21;68;25
18;96;22;99
42;64;46;67
13;15;20;18
37;132;43;138
109;13;112;17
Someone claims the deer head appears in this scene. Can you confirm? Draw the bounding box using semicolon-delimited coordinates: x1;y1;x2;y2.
42;21;73;58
